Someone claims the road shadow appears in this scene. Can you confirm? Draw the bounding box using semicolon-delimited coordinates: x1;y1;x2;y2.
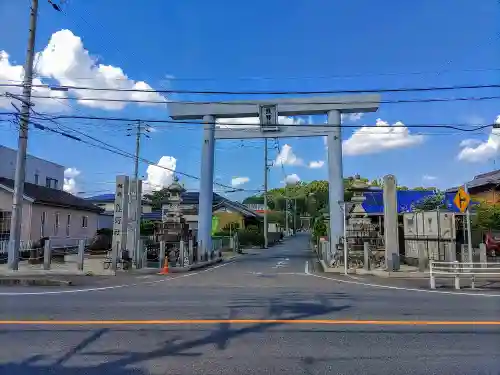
0;291;351;374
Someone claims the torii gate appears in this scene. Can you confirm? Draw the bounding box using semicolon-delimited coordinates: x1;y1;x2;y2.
169;94;381;259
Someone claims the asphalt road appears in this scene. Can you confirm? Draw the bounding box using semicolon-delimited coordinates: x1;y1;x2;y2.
0;233;499;374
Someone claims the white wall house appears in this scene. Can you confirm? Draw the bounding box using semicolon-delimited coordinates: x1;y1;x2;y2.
0;177;102;248
0;145;64;190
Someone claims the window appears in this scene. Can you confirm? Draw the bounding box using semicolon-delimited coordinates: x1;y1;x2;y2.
34;173;39;185
54;213;60;235
66;214;71;236
45;178;59;189
40;212;46;237
0;210;12;241
82;216;88;228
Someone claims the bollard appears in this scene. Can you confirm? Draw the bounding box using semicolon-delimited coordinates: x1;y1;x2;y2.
429;261;436;289
418;243;427;272
188;238;194;264
43;239;51;270
479;243;487;268
77;239;85;271
135;239;143;269
180;240;186;267
454;260;460;290
199;240;203;263
363;242;371;271
159;241;166;269
111;241;119;272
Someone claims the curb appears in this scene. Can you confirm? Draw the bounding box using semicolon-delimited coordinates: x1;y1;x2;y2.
0;277;73;287
318;260;428;279
129;257;225;275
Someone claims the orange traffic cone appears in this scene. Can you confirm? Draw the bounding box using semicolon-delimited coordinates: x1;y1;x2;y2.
159;259;169;275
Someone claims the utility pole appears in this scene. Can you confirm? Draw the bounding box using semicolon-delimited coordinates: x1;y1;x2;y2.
263;138;269;248
285;197;289;235
293;198;297;234
133;121;141;183
127;121;148;266
8;0;39;270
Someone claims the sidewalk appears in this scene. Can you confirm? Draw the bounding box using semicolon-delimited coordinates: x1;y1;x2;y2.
318;259;428;278
0;250;244;285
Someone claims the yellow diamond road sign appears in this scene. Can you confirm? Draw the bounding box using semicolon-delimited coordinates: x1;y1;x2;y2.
453;186;470;213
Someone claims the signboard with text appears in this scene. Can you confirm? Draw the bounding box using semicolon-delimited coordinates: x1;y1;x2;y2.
112;175;130;257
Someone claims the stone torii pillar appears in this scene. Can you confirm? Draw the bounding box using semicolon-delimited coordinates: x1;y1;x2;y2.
168;95;381;258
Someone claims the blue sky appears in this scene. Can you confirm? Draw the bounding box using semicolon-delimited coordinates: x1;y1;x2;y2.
0;0;499;200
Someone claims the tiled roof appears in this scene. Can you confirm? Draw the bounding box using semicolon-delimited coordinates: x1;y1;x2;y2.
141;193;261;221
447;170;500;192
85;193;115;202
361;190;467;214
0;177;103;213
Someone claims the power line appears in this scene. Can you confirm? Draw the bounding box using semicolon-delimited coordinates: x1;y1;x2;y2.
3;112;493;132
4;93;500;107
4;66;500;84
22;115;251;192
2;82;500;95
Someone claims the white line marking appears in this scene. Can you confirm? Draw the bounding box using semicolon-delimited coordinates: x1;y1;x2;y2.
304;270;500;298
305;261;309;274
0;260;233;296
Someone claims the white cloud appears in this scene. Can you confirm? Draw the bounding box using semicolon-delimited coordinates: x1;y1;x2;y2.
459;139;483;148
34;29;165;111
308;160;324;169
0;51;67;112
274;144;303;166
423;175;437;181
341;113;363;122
63;167;81;194
343;118;424;156
231;176;250;187
143;156;177;193
216;116;304;129
458;116;500;162
282;174;301;185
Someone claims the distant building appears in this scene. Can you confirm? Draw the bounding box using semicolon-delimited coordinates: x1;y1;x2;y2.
0;145;64;190
0;177;103;246
447;170;500;204
85;193;153;230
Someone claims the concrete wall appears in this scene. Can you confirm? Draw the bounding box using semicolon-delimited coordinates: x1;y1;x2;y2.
0;145;64;189
0;189;32;242
30;204;99;242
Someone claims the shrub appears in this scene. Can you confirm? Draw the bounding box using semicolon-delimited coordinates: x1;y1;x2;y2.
238;229;265;247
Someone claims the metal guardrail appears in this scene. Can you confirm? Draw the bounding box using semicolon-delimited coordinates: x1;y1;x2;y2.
430;261;500;290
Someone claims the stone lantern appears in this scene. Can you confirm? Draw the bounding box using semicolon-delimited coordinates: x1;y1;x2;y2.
160;176;187;242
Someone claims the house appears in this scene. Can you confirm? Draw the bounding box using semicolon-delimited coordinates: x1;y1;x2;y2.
142;192;262;235
85;193;153;229
85;193;153;214
0;145;64;190
0;177;103;245
447;170;500;204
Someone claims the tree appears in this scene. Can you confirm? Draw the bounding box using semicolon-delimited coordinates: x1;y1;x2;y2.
140;220;155;236
143;188;170;210
412;192;446;211
473;202;500;230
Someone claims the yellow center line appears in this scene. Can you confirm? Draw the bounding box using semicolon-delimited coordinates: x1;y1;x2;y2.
0;319;499;325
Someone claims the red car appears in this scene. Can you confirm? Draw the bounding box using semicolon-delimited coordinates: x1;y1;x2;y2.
484;232;499;257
